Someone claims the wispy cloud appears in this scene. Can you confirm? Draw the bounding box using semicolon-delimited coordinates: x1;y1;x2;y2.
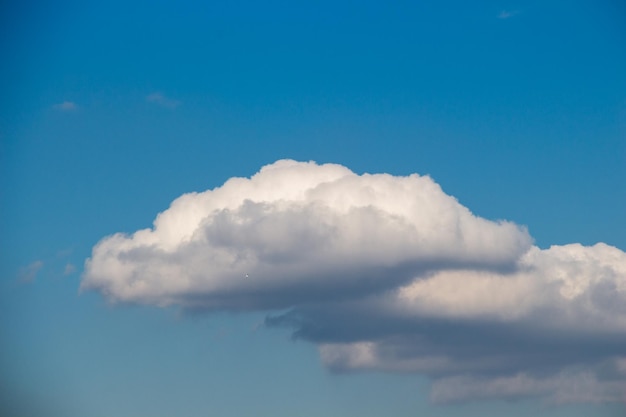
82;159;626;405
57;247;73;258
53;101;77;111
498;10;519;19
63;263;76;276
146;92;181;109
18;260;44;283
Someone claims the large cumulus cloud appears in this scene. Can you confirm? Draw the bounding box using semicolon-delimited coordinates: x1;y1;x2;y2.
82;159;531;308
82;160;626;405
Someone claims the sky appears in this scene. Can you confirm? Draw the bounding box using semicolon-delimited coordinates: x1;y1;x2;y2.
1;1;625;416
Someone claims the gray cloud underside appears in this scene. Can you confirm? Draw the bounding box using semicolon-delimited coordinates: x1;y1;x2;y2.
82;160;626;404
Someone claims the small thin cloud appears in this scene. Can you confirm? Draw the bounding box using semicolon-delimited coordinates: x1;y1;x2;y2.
146;92;181;109
57;247;73;258
498;10;519;19
18;260;44;284
53;101;77;111
63;263;76;276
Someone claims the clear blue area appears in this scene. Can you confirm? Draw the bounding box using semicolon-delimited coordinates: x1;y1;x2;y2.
1;1;625;416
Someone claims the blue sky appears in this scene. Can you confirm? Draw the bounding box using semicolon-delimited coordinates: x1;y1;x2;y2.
1;1;625;416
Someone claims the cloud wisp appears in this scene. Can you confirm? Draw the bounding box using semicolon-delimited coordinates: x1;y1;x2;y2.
18;260;44;283
63;263;76;276
498;10;519;19
52;101;77;111
82;160;626;405
146;92;181;109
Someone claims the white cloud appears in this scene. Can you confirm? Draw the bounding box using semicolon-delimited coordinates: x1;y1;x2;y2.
18;260;44;283
146;92;181;109
394;243;626;330
287;241;626;404
82;159;626;405
53;101;77;111
82;159;531;308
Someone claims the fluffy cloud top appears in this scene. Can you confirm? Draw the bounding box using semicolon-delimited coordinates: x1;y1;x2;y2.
82;160;531;308
82;160;626;405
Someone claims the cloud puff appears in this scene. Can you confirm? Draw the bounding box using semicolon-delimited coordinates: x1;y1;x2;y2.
82;160;531;308
272;242;626;404
52;101;77;111
498;10;519;19
18;260;44;283
63;263;76;276
82;160;626;404
146;92;181;109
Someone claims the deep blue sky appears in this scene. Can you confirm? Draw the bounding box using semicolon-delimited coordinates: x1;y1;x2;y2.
1;1;625;416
